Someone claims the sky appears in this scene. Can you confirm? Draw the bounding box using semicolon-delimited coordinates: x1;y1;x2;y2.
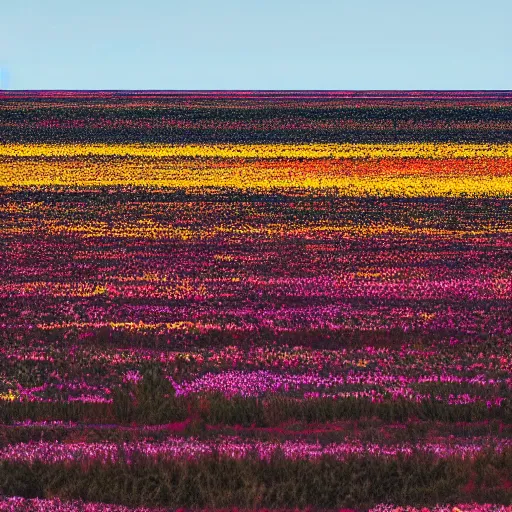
1;0;511;90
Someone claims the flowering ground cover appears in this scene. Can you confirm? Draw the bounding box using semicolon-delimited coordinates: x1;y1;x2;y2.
0;500;510;512
0;91;511;510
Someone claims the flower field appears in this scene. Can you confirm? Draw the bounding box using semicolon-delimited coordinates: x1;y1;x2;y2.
0;91;511;510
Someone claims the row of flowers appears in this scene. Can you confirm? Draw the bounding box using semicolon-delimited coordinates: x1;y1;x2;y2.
3;365;509;403
1;437;510;465
3;341;510;374
1;497;511;511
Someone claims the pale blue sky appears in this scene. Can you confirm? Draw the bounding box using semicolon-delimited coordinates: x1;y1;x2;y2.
1;0;511;90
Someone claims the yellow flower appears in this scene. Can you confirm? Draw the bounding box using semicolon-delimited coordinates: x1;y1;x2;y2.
0;390;19;401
